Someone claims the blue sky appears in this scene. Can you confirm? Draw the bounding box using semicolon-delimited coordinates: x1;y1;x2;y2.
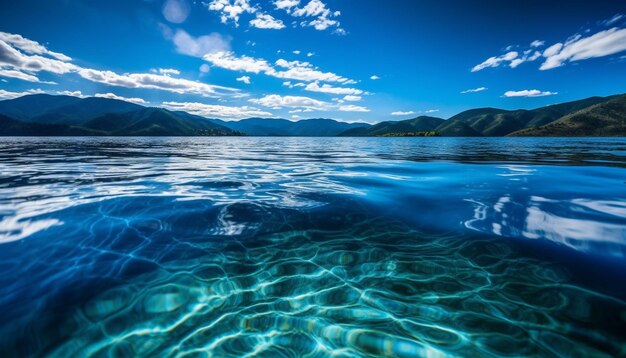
0;0;625;122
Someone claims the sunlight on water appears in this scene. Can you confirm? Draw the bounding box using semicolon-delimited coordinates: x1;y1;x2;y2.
0;137;625;357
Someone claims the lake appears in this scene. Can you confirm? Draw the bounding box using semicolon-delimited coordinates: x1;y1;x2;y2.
0;137;625;357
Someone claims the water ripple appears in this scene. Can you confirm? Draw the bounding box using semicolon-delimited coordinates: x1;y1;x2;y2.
0;137;625;356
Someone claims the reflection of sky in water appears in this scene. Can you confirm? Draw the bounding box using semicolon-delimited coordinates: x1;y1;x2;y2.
0;137;625;356
1;138;626;252
462;164;626;257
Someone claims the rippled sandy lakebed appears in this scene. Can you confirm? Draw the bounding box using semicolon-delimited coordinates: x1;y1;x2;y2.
0;137;625;357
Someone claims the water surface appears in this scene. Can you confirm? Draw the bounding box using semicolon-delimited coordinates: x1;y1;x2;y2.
0;137;625;357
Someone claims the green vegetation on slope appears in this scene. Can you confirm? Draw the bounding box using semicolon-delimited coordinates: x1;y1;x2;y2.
378;131;441;137
0;93;625;137
340;116;445;136
445;96;615;137
219;117;369;136
510;95;626;136
339;94;626;137
81;108;243;136
0;95;242;136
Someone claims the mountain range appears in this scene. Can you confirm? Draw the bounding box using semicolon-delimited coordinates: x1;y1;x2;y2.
0;93;624;137
343;94;625;137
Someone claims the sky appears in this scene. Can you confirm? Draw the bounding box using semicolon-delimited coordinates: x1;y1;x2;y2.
0;0;626;123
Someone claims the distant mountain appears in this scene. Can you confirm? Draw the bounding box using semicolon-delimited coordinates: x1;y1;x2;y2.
27;97;144;125
510;95;626;136
219;117;369;136
0;94;363;136
340;116;444;136
0;94;81;120
0;114;96;136
446;95;616;136
1;93;625;137
340;94;625;137
0;94;143;124
0;95;241;136
434;119;482;137
81;107;240;136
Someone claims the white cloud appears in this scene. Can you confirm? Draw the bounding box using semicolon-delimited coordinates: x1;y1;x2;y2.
475;49;541;70
203;51;355;84
304;81;363;95
0;32;71;61
307;52;314;57
77;68;239;97
391;109;438;115
293;50;301;54
250;13;285;29
207;0;257;26
530;40;545;48
236;75;251;84
461;86;487;94
343;95;361;101
0;31;242;99
56;90;85;97
94;92;148;104
509;58;524;68
203;51;273;73
292;0;328;17
602;14;624;26
153;68;181;76
0;88;44;100
0;69;56;84
370;75;380;80
199;64;211;73
391;111;415;116
540;27;626;70
250;93;369;113
282;81;305;88
473;26;626;72
308;16;338;31
162;0;190;23
503;89;558;97
272;58;354;83
543;43;563;58
274;0;300;13
278;0;343;32
250;94;331;110
472;51;518;72
172;30;230;57
162;101;272;119
0;39;78;74
339;104;369;112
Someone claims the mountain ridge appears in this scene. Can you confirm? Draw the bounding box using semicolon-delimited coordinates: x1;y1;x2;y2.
337;93;626;137
0;93;624;137
509;95;626;136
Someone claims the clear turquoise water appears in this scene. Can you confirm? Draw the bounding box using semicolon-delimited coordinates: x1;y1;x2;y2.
0;137;625;357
